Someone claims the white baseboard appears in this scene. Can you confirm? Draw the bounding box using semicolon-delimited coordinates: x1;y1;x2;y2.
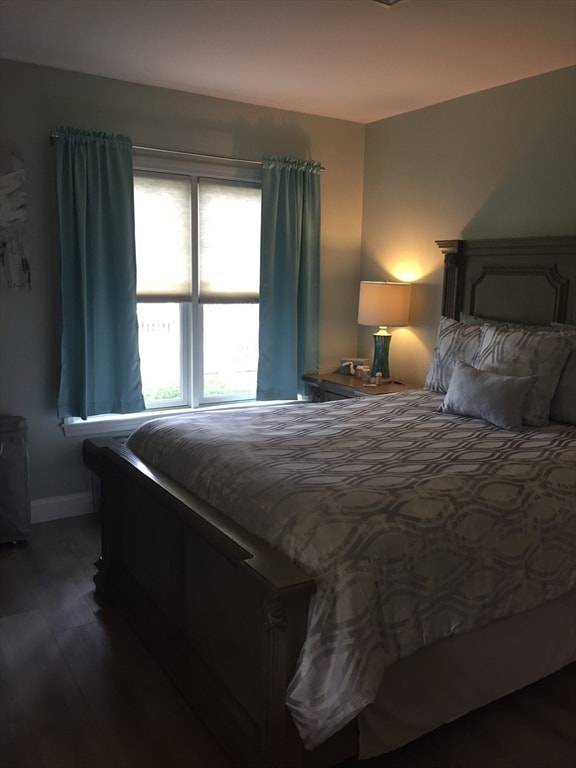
31;492;95;524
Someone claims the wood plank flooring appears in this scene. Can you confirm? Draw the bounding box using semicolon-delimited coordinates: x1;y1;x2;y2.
0;514;230;768
0;514;574;768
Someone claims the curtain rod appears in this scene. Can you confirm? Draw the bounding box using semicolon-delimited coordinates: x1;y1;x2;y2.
49;133;324;170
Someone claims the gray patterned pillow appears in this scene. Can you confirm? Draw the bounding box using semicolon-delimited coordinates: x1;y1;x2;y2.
549;326;576;425
472;326;571;426
425;317;482;393
459;313;507;327
440;361;537;430
460;313;553;332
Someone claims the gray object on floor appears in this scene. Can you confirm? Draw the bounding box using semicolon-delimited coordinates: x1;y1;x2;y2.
0;414;31;543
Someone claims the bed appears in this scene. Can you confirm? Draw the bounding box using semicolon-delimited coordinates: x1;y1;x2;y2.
84;235;576;768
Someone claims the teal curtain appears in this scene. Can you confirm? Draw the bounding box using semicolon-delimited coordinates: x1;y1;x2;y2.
56;128;145;419
257;157;321;400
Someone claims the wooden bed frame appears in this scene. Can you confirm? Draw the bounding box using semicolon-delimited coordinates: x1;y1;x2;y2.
84;235;576;768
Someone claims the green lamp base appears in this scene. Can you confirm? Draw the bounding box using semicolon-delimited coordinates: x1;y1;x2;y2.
371;330;392;378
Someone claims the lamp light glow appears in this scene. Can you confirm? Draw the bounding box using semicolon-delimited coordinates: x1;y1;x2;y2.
358;281;411;378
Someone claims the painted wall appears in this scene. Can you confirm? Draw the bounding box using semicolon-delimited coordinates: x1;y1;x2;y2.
1;60;574;517
0;59;365;509
360;66;576;386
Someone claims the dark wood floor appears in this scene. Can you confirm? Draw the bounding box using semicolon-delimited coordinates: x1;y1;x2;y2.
0;514;574;768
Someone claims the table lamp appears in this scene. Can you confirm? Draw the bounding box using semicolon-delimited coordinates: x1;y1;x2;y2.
358;281;411;378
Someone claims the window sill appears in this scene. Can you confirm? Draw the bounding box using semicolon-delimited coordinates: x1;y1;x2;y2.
61;400;298;438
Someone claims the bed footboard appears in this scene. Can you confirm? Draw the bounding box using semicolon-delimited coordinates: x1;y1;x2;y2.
84;439;356;768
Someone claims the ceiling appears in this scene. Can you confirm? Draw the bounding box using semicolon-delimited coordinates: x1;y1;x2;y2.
1;0;575;124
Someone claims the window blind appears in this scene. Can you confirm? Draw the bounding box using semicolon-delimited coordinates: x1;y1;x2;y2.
198;179;261;303
134;171;192;301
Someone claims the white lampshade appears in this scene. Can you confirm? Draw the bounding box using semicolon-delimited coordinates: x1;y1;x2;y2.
358;281;411;327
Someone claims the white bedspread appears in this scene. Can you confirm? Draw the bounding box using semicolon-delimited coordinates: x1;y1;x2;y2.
127;390;576;749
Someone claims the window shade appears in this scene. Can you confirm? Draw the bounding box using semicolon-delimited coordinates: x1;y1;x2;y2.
199;179;261;302
134;171;192;301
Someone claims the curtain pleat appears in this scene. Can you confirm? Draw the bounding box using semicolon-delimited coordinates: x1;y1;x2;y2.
56;127;145;419
257;157;321;400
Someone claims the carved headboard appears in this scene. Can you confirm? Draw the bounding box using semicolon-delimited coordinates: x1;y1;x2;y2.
437;236;576;326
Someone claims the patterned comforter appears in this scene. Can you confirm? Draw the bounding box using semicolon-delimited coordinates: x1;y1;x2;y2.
126;390;576;749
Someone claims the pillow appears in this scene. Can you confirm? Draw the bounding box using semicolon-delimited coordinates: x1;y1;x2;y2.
459;313;506;327
425;317;482;393
460;313;554;332
472;325;571;426
439;361;537;430
551;322;576;331
548;326;576;425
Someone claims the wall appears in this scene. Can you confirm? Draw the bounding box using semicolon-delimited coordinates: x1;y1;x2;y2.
0;59;365;516
2;60;574;519
360;66;576;386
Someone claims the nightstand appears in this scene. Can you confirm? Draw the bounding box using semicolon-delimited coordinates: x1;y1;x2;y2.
302;373;420;402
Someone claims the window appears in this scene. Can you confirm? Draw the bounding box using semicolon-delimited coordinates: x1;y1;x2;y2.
133;154;262;409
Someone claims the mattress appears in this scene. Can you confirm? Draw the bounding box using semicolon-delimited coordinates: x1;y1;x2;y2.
126;390;576;749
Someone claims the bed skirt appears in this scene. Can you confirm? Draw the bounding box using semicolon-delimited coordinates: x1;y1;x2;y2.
359;589;576;759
